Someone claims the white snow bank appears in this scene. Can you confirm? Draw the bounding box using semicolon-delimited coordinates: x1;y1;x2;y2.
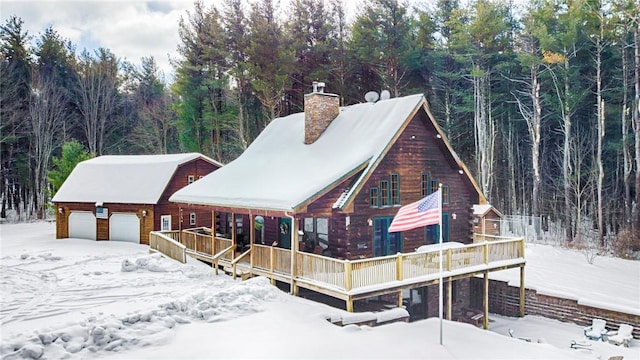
0;276;280;359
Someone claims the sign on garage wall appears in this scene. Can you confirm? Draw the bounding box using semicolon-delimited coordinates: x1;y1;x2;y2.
96;207;109;219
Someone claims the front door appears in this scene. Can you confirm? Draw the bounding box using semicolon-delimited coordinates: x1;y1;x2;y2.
278;218;291;249
373;217;402;256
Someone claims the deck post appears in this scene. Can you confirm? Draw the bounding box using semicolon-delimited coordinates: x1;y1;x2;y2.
446;278;452;320
345;260;353;291
397;291;403;308
269;245;275;285
446;249;452;271
483;271;489;330
519;265;525;317
346;297;354;312
483;242;489;264
396;253;403;281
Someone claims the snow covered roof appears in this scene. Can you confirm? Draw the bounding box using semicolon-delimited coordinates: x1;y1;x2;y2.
52;153;220;205
170;93;484;213
472;204;503;217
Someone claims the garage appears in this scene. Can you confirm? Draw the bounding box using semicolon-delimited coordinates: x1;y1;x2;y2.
68;212;96;240
109;213;140;243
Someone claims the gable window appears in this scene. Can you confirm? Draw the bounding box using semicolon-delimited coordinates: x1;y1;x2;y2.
421;173;430;197
189;212;196;225
442;185;450;204
430;179;439;194
390;173;400;205
380;180;390;206
370;187;379;207
188;175;195;184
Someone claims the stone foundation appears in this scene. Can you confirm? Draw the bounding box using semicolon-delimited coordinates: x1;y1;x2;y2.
473;278;640;339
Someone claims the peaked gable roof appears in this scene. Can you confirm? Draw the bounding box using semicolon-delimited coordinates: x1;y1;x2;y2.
52;153;221;205
170;94;485;213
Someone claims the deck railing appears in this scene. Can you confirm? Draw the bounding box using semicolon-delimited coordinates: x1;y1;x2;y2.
155;230;524;294
149;231;186;263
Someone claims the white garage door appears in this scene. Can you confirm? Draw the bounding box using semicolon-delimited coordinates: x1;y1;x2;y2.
69;212;96;240
109;213;140;243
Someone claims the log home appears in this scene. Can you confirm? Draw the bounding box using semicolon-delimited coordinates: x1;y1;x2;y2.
52;153;221;244
165;84;524;323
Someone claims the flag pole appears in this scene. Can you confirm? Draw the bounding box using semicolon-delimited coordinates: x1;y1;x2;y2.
438;183;443;345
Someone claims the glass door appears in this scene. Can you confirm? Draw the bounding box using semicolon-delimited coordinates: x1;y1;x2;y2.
373;217;402;256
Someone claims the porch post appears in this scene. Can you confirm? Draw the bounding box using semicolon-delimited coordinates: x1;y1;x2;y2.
231;212;236;259
211;211;216;254
397;291;403;308
483;271;489;330
519;265;525;317
447;278;452;320
291;216;299;296
250;214;255;269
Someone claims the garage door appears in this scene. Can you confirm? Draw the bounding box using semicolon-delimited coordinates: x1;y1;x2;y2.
69;212;96;240
109;213;140;243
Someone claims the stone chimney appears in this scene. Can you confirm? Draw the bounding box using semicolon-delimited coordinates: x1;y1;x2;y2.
304;81;340;144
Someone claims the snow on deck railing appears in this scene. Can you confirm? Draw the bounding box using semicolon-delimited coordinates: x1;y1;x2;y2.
149;231;186;263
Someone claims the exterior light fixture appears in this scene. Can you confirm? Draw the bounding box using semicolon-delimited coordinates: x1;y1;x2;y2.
436;134;442;139
142;210;147;217
458;169;464;174
58;207;63;214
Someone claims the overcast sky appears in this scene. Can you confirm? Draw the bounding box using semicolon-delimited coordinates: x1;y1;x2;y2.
1;1;222;82
1;0;367;83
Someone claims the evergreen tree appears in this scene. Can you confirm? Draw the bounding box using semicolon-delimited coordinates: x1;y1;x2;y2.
48;141;93;196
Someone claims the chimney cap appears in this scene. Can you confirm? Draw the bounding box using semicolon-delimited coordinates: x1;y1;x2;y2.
312;81;326;93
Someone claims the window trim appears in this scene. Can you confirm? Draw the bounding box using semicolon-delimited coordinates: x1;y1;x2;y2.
442;185;450;204
380;180;390;206
390;173;400;205
421;173;430;197
430;179;439;194
370;187;380;208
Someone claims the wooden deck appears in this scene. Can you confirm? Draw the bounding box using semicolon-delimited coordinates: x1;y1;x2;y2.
149;228;526;326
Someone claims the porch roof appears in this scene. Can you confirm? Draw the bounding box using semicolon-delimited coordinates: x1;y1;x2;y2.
170;94;426;212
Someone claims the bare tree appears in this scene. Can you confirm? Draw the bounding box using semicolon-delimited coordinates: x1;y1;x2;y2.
75;49;120;155
29;71;67;218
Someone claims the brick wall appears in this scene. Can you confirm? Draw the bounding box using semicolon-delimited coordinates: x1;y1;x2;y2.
475;278;640;339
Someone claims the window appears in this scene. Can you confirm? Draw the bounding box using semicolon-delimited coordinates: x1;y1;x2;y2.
189;212;196;225
188;175;195;184
390;173;400;205
380;180;390;206
442;185;450;204
161;215;171;231
425;212;449;243
370;187;379;207
421;173;430;197
430;179;439;194
303;217;329;250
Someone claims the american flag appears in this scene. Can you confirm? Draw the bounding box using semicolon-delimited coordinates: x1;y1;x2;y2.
388;190;441;233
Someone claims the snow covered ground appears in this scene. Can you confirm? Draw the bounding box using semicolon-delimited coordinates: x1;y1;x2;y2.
1;222;638;359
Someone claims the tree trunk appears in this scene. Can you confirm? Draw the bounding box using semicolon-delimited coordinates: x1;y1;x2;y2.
596;31;605;247
634;21;640;232
563;58;573;243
